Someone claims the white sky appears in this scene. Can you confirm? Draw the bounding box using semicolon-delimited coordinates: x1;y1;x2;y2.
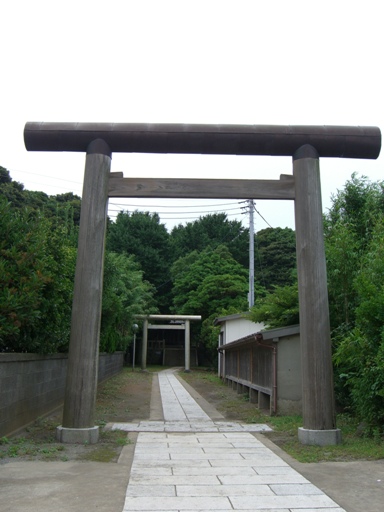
1;0;382;232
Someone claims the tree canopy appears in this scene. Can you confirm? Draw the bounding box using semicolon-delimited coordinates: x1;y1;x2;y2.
324;175;384;430
100;252;157;353
170;244;249;363
171;244;248;316
248;283;299;328
107;210;171;310
170;213;249;267
0;196;76;353
254;227;296;290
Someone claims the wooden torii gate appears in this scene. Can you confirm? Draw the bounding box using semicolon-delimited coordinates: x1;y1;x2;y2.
136;314;202;371
24;123;381;445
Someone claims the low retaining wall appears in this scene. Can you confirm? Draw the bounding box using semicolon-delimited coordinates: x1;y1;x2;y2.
0;352;124;437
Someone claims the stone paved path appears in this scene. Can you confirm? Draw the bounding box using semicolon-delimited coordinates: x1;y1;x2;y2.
112;369;346;512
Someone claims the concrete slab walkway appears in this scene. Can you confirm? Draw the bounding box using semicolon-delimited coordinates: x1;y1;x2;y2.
112;369;346;512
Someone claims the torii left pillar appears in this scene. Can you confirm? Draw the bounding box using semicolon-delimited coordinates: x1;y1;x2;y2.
57;139;111;444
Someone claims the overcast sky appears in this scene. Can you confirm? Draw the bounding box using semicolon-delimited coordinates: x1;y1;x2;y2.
1;1;382;232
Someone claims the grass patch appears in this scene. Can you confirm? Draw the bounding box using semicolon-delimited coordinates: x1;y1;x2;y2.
95;367;153;423
80;447;119;463
99;429;130;446
146;365;171;373
0;426;65;461
181;369;266;423
264;414;384;462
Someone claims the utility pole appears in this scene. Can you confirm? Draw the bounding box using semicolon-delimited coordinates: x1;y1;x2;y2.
241;199;255;308
248;200;255;308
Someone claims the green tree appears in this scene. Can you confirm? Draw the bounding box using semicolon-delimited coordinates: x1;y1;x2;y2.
254;227;296;290
0;198;76;353
0;166;12;184
107;211;171;309
100;252;157;353
325;174;384;431
53;192;82;226
0;168;81;354
0;167;26;208
171;245;248;315
248;283;299;328
170;213;249;267
324;219;359;330
324;174;384;335
0;167;81;235
171;245;248;362
200;305;244;364
333;219;384;430
326;173;384;249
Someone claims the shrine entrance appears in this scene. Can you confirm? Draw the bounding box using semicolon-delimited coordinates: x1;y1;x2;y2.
24;122;381;445
136;314;202;372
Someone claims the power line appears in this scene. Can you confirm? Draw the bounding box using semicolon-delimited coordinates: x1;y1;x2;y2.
7;167;273;229
108;205;243;215
106;209;244;221
239;200;272;230
253;203;273;228
108;201;240;209
7;168;82;186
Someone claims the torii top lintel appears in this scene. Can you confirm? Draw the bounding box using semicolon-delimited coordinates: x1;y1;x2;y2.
24;122;381;159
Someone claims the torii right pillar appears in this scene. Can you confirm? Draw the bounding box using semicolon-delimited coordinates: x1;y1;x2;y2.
293;144;341;446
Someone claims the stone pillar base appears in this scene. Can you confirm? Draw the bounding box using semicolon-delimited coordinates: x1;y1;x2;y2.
56;425;99;444
298;427;342;446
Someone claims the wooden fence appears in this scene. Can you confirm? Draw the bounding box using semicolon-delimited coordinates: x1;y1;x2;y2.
219;325;301;415
220;336;276;414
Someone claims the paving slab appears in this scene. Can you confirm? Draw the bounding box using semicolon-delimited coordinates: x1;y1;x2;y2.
219;474;309;485
111;420;272;432
129;474;220;485
123;495;233;511
176;483;274;496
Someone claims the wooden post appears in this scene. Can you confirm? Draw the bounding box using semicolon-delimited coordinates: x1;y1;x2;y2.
141;318;148;371
185;320;191;372
58;139;111;444
293;144;341;445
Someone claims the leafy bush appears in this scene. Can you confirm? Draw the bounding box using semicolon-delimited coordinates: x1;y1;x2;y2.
100;252;157;353
0;198;76;353
248;283;299;328
329;178;384;432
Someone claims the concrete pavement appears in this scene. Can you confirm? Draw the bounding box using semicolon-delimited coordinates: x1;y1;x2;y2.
112;369;346;511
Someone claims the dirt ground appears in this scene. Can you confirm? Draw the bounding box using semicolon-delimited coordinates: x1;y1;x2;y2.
0;368;153;464
180;369;268;421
